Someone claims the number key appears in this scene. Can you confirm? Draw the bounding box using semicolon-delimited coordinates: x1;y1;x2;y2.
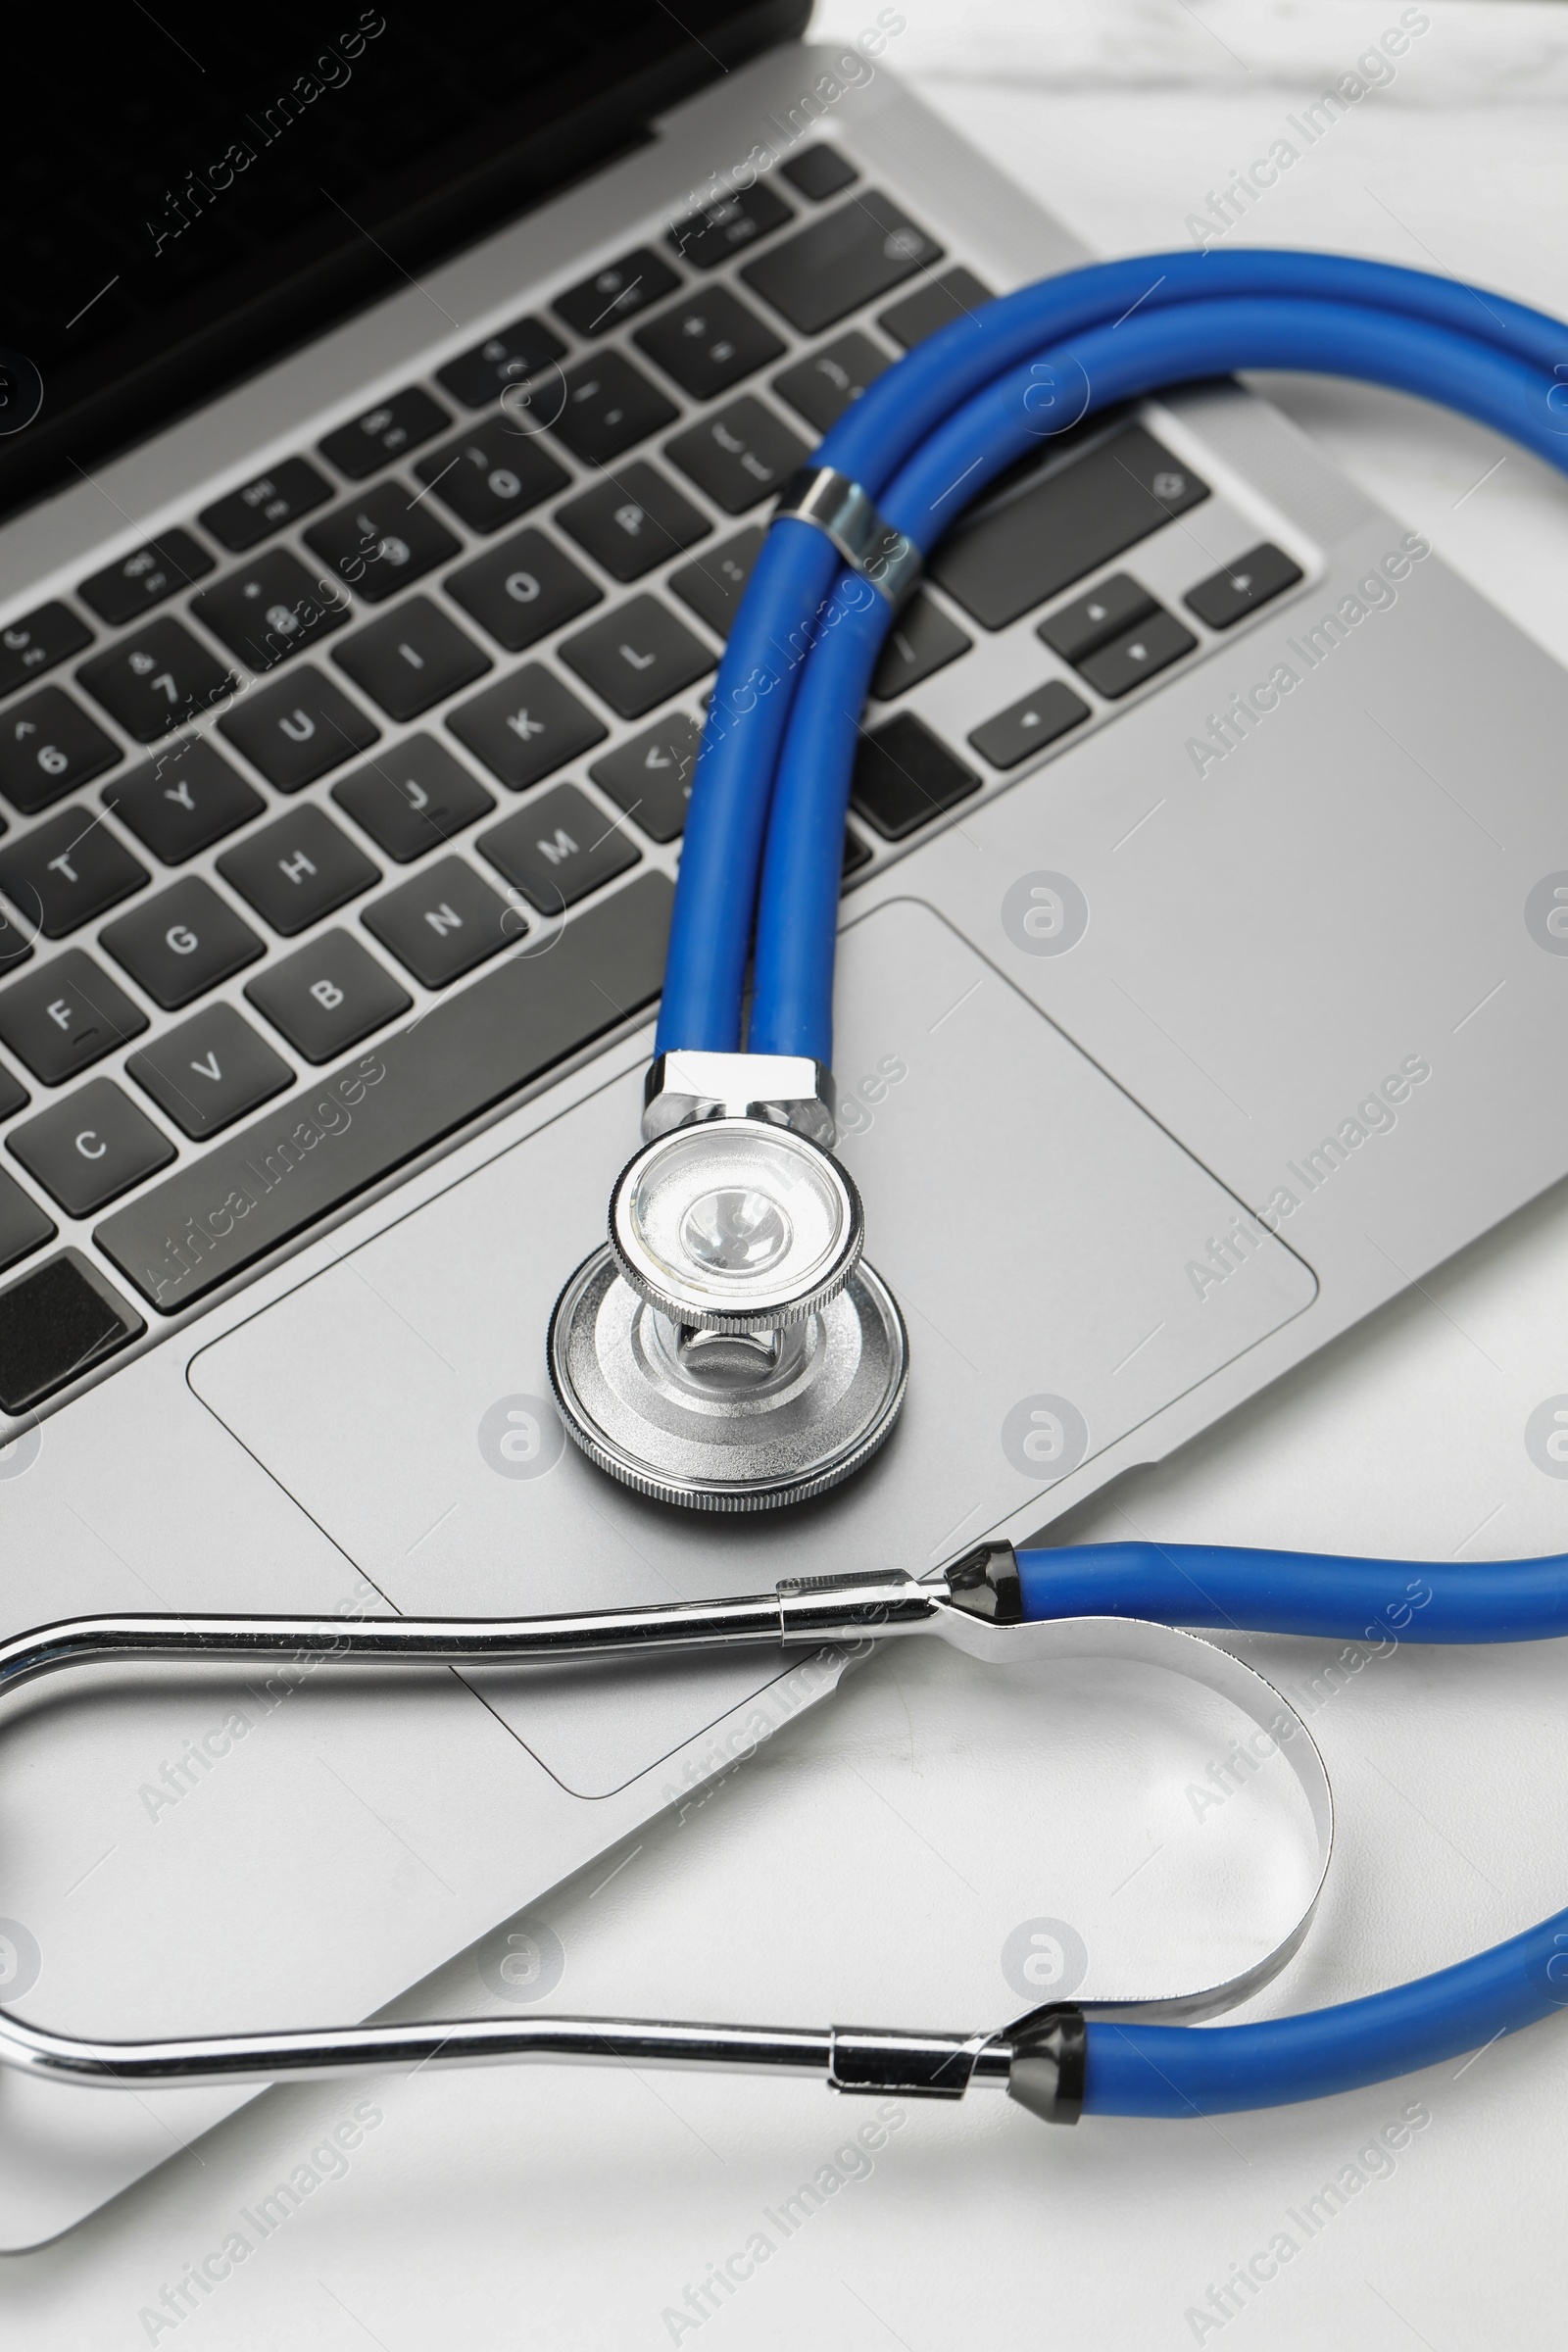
414;420;568;533
0;688;121;815
190;550;350;672
304;483;461;604
76;618;239;742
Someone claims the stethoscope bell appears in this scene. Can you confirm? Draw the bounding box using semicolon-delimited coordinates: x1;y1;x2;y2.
548;1056;908;1510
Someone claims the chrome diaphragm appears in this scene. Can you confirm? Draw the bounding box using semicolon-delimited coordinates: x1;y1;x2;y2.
548;1056;908;1511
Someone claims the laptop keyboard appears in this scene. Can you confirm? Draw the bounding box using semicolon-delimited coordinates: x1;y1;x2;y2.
0;146;1308;1416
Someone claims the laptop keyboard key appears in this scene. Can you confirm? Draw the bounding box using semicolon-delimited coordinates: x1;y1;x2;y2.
741;193;943;335
664;396;809;514
305;484;461;605
190;552;350;674
477;784;639;913
245;930;412;1062
1076;609;1197;699
219;667;378;790
558;596;713;719
1185;542;1303;629
851;713;980;840
869;592;972;699
554;248;682;337
878;267;994;350
0;950;147;1084
198;458;333;553
100;877;264;1009
76;617;238;742
444;528;602;653
96;873;673;1313
448;664;607;790
126;1003;292;1139
331;598;490;722
779;146;858;201
319;387;451;479
1038;572;1158;664
634;288;784;402
0;1061;27;1118
0;911;30;978
548;354;678;468
102;736;264;863
414;421;568;534
0;687;121;814
0;603;93;698
668;526;763;639
931;425;1211;630
0;1250;143;1413
363;856;515;987
968;680;1091;769
668;186;793;270
8;1078;173;1216
0;1168;54;1275
772;330;892;433
0;808;148;938
218;806;379;935
556;462;710;583
77;530;214;627
332;736;494;862
590;711;700;841
436;317;568;409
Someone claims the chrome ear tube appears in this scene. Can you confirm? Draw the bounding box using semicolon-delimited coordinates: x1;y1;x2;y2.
547;1052;909;1510
0;1557;1331;2104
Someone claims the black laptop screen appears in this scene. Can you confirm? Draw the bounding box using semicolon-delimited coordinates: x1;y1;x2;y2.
1;0;808;522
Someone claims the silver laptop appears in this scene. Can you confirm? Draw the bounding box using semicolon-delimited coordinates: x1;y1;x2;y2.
1;1;1562;2243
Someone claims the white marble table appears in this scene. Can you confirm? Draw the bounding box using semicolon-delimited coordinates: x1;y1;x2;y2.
7;4;1568;2342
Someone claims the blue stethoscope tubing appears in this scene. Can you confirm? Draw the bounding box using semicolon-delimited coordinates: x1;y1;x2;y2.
658;246;1568;1063
654;244;1568;2118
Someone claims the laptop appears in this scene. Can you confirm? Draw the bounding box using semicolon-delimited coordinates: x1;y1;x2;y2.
2;0;1563;2244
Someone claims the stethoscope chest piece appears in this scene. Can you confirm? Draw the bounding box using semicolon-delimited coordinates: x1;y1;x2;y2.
548;1061;908;1509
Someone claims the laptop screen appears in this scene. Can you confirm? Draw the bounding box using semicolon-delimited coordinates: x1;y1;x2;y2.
1;0;808;524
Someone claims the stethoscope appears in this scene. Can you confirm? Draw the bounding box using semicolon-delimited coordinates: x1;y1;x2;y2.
9;247;1568;2130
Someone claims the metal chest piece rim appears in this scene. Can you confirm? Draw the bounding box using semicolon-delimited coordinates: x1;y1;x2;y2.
547;1054;909;1512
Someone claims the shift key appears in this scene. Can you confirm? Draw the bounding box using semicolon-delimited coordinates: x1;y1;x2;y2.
96;871;673;1311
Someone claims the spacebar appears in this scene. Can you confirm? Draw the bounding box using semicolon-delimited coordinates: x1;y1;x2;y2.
96;872;673;1314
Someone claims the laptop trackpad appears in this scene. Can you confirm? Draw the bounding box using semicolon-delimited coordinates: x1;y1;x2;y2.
189;897;1316;1797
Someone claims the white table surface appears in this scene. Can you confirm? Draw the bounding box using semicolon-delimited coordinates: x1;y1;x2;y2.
9;3;1568;2342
